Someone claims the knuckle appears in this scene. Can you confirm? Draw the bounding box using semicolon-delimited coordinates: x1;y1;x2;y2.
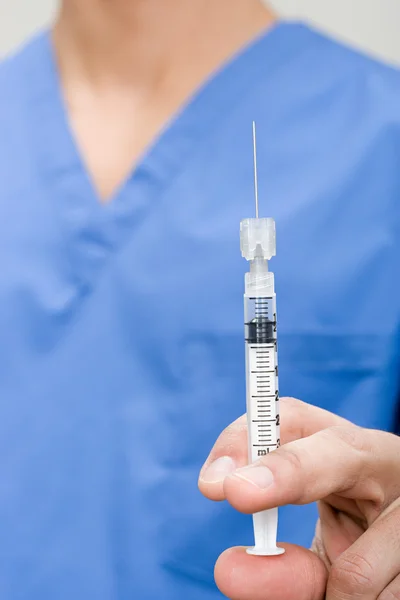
280;396;309;419
214;415;247;454
267;445;306;501
327;424;363;451
280;396;301;408
330;553;375;596
326;426;387;503
275;445;304;472
218;415;247;446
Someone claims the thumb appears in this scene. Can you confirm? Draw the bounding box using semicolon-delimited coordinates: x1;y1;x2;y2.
215;544;328;600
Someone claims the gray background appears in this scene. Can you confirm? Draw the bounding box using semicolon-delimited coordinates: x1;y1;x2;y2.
1;0;400;66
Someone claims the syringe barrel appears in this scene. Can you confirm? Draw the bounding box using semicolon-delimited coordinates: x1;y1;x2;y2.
244;295;276;345
244;293;281;465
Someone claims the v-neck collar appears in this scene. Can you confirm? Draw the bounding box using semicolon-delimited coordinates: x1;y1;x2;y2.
24;21;310;285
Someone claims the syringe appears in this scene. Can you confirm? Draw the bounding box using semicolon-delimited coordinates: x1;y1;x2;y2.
239;123;285;557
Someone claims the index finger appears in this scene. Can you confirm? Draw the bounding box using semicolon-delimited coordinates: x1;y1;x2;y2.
223;425;400;515
199;398;347;501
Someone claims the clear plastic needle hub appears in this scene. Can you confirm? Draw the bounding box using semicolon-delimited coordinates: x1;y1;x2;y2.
239;124;285;557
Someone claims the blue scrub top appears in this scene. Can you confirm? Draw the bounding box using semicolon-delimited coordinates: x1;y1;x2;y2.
0;20;400;600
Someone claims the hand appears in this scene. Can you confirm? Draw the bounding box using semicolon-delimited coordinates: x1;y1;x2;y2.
198;398;400;600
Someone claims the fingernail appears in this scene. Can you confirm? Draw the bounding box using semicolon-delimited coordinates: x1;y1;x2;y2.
233;466;274;490
201;456;236;483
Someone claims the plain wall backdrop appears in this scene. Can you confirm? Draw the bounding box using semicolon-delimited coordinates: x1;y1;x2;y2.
0;0;400;66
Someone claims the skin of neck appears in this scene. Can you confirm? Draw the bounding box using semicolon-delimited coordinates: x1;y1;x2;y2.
53;0;277;89
51;0;277;202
